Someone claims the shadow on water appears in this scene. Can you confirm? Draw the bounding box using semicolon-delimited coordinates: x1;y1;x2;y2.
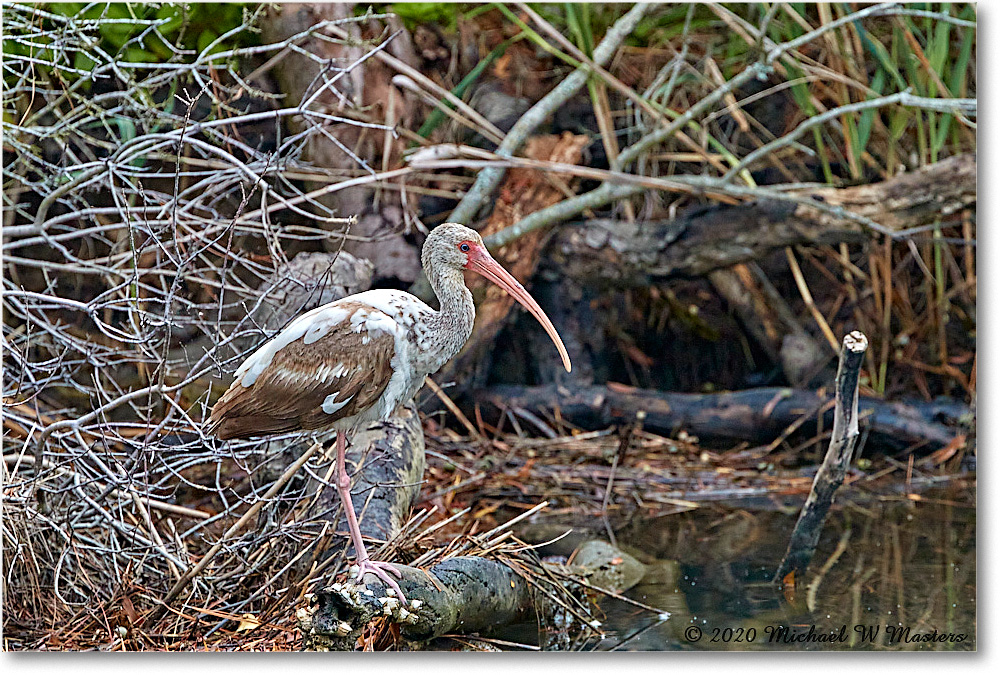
592;483;976;651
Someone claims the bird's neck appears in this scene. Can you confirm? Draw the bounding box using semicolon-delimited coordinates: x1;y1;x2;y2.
422;264;475;372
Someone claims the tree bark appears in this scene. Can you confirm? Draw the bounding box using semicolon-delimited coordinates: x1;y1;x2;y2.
473;383;967;453
544;154;976;287
261;3;421;275
774;332;867;584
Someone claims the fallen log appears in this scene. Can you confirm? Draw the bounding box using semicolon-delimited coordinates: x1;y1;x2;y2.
298;538;654;650
299;404;426;560
544;153;976;288
299;558;535;649
473;384;968;453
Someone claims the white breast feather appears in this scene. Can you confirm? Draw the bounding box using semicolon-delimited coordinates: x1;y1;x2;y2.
378;326;414;420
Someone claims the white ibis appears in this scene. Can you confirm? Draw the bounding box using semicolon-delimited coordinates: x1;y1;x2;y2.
208;223;571;602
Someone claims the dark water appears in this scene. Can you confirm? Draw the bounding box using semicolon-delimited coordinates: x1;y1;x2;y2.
590;483;976;651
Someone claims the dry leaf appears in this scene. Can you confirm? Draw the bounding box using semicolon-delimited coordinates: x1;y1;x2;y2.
782;571;797;605
121;595;139;625
237;613;261;632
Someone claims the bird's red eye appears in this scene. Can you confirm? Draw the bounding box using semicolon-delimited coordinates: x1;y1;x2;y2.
459;243;471;253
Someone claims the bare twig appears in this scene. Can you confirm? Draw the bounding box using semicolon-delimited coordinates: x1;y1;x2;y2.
722;91;976;182
152;442;323;619
447;2;651;225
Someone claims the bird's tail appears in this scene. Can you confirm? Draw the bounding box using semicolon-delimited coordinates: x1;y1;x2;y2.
207;414;299;440
204;415;223;438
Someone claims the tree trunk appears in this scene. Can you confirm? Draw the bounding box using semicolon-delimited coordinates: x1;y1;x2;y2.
261;3;421;277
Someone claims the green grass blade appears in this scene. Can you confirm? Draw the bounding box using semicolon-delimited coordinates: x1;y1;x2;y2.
415;35;523;139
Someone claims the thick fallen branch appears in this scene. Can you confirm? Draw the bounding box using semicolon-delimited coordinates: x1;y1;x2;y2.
447;2;650;224
301;404;426;559
473;384;967;452
298;538;651;650
544;154;976;288
299;558;535;649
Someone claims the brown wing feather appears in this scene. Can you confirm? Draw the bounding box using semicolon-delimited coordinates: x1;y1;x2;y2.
209;316;396;440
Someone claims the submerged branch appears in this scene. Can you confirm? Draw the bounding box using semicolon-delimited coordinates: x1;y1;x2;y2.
774;332;868;584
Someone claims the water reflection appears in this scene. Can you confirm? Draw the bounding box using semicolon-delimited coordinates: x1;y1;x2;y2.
599;484;976;650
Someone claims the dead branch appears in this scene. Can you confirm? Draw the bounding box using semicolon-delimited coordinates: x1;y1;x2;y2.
473;383;966;453
299;537;651;650
544;154;976;288
447;2;651;224
774;331;868;583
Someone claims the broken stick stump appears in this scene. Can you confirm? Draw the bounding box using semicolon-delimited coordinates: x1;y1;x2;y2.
774;331;868;584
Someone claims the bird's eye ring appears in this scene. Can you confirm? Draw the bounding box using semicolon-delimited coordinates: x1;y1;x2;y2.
459;243;471;253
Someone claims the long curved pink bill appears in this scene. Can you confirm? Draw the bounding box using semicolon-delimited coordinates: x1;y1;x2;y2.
470;254;572;373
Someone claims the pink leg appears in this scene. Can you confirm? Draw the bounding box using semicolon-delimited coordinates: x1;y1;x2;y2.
335;431;406;604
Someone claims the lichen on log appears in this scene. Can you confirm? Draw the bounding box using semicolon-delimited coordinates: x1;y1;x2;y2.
298;537;658;650
299;557;536;649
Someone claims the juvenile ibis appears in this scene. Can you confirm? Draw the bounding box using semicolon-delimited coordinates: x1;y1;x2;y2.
208;223;571;602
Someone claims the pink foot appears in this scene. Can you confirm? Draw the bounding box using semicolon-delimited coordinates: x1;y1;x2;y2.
355;559;407;605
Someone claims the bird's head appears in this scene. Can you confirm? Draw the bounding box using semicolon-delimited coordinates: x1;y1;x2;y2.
422;222;572;373
422;222;486;271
